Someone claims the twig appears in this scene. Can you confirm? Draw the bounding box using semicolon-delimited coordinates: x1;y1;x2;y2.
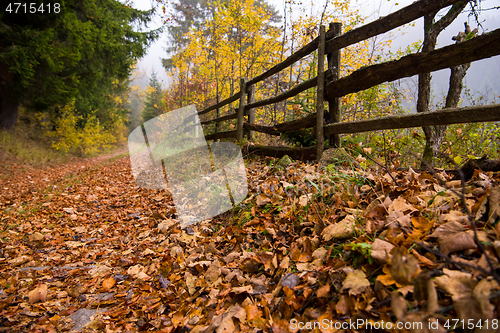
343;145;399;186
416;241;491;275
418;153;500;286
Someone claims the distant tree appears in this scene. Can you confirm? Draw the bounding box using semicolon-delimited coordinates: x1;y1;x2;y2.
141;71;164;122
161;0;280;71
0;0;159;130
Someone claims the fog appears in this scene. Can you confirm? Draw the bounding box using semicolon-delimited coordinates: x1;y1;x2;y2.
132;0;500;110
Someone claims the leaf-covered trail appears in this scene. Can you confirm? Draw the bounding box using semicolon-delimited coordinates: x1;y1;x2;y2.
1;152;500;332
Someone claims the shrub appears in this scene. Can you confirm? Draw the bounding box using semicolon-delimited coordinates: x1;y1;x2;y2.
46;101;120;156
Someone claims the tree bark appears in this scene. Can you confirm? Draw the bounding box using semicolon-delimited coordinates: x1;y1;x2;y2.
0;94;19;130
417;1;468;167
0;63;20;130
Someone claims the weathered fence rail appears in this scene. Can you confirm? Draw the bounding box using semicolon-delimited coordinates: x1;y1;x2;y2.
195;0;500;160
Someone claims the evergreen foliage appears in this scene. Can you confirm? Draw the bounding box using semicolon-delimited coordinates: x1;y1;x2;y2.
0;0;160;130
141;71;164;122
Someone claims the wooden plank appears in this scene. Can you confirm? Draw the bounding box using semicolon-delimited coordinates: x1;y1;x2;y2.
244;145;316;161
325;28;500;99
246;0;461;86
236;78;246;142
201;112;238;125
246;68;333;110
324;104;500;136
243;113;317;135
316;25;326;160
327;22;342;148
325;0;462;55
206;130;237;141
199;91;240;115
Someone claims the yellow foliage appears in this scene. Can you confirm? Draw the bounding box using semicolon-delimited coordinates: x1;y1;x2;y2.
46;101;119;156
167;0;282;110
164;0;406;137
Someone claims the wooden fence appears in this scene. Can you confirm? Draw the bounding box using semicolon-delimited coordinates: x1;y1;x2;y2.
195;0;500;161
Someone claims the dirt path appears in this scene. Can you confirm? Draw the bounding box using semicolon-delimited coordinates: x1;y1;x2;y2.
1;150;499;332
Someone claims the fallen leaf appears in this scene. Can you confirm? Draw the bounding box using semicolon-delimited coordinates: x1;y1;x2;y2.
281;273;300;289
29;284;48;304
488;186;500;224
127;264;150;280
391;248;419;285
102;277;116;291
316;284;330;298
371;239;395;264
429;221;477;255
341;269;370;295
322;215;356;241
205;259;221;286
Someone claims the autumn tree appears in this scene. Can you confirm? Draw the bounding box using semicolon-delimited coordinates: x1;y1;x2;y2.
162;0;280;111
0;0;159;130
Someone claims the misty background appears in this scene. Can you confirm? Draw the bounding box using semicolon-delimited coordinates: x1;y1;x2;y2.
131;0;500;112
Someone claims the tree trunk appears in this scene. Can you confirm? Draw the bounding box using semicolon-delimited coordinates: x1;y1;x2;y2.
424;22;474;165
429;61;471;156
417;1;468;167
0;64;20;130
0;95;19;130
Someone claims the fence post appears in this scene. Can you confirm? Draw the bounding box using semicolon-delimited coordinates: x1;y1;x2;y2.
316;25;326;161
237;78;246;143
246;83;255;141
215;94;220;134
327;22;342;148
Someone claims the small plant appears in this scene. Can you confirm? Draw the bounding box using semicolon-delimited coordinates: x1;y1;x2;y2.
348;242;373;264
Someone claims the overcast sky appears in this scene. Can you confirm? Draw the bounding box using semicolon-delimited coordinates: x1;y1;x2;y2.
131;0;500;107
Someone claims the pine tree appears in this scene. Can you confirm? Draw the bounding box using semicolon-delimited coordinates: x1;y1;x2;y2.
0;0;160;130
142;71;164;122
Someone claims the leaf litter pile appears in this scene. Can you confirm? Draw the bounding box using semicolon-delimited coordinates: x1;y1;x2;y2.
1;151;500;332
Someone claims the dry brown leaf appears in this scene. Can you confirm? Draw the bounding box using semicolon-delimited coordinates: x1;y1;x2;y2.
435;269;498;323
312;247;328;262
245;304;264;326
281;273;300;289
391;249;419;285
388;197;417;214
439;210;469;224
157;219;176;233
279;256;290;269
205;259;221;286
102;277;116;291
127;264;150;280
185;272;197;296
30;232;44;242
89;264;113;277
341;269;370;295
321;215;356;241
429;221;477;255
29;284;48;304
390;291;406;321
316;284;330;298
371;239;394;264
488;186;500;224
240;257;261;274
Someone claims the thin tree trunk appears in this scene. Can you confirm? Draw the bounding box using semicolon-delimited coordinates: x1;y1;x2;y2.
0;95;19;130
417;1;468;167
429;24;474;157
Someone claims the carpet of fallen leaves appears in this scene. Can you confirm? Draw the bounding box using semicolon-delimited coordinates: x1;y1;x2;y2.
1;150;500;332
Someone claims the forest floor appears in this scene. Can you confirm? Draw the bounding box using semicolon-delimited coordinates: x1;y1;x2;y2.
1;148;500;332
